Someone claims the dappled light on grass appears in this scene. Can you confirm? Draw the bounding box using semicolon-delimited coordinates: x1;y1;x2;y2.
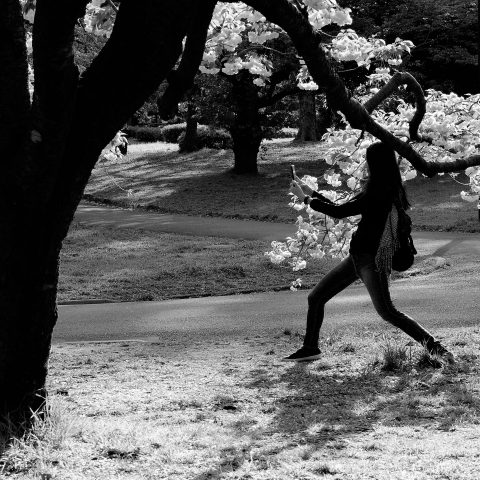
86;140;332;222
2;327;479;479
85;140;480;231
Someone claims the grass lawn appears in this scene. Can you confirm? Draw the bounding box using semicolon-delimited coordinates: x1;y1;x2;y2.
2;327;479;479
59;223;337;303
2;141;478;479
62;139;480;304
85;140;480;231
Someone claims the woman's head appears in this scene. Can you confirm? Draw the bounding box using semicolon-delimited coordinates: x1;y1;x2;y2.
365;142;400;185
365;142;410;208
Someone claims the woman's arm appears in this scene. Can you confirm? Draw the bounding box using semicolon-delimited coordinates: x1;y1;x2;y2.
311;191;334;204
308;193;365;218
290;181;365;219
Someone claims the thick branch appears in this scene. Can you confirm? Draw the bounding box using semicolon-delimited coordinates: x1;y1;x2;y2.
46;0;195;247
364;71;427;142
0;0;30;166
28;0;88;204
157;0;216;119
245;0;480;177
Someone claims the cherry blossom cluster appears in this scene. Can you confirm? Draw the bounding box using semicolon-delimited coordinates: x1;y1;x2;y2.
201;2;414;91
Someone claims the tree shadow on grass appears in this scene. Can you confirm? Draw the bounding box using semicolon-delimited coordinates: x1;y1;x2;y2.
86;146;331;222
263;356;480;439
192;353;480;479
255;362;384;443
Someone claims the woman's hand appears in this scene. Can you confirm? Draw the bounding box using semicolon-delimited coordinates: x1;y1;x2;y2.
290;180;306;202
293;174;314;196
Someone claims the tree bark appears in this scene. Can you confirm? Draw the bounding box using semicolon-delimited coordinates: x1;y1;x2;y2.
157;0;217;119
179;101;199;153
229;72;262;174
295;91;320;141
0;0;204;423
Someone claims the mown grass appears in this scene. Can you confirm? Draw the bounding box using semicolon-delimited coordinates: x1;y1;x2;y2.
65;139;479;303
85;140;480;231
59;223;338;303
1;327;479;479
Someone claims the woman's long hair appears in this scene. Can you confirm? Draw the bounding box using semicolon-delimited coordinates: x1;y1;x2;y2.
364;142;410;210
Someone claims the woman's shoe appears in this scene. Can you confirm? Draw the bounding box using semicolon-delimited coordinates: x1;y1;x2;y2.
429;341;455;365
282;346;321;362
440;351;456;365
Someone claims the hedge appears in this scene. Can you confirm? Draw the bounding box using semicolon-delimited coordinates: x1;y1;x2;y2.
123;123;233;149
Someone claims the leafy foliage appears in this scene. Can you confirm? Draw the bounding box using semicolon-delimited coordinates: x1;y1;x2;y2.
344;0;479;94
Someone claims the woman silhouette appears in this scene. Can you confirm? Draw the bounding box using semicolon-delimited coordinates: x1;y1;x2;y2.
286;142;454;363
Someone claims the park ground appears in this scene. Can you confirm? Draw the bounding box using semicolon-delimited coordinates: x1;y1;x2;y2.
2;140;480;479
60;140;479;303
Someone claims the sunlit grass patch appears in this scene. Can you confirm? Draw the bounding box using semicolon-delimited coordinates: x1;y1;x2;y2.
2;327;480;479
59;223;336;303
85;140;480;231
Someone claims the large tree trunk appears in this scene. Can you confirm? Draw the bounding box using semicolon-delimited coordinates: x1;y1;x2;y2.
229;72;263;174
0;0;201;423
295;91;320;141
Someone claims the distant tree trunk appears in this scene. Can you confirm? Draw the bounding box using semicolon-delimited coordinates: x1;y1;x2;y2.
179;101;199;152
229;72;262;174
316;103;334;138
295;91;320;141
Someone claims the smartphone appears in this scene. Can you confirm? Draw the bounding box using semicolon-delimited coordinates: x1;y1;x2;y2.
290;164;296;180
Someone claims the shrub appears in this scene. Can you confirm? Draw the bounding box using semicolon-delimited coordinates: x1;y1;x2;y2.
161;123;187;143
197;126;232;149
177;125;232;150
123;126;164;143
274;127;297;139
124;123;232;149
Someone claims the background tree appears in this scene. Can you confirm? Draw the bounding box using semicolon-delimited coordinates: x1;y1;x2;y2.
175;1;415;173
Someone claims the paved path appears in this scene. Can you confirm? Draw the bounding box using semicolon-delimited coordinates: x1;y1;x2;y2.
75;203;296;242
54;274;479;344
74;202;480;256
53;202;480;344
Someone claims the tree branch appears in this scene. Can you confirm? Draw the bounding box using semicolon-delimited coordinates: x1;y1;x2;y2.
157;0;216;119
363;71;428;142
245;0;480;177
47;0;195;246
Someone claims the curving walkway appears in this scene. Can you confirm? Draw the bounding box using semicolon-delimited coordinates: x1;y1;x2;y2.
52;201;480;344
74;202;480;257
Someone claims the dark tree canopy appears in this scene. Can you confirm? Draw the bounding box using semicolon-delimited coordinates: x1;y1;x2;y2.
343;0;479;94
